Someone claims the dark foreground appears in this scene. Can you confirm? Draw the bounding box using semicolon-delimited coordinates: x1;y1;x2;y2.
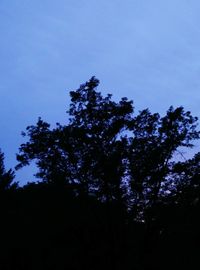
0;185;199;270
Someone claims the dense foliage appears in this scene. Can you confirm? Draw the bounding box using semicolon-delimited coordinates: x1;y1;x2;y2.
0;77;200;269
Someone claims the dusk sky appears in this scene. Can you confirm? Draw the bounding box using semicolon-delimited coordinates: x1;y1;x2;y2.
1;0;200;184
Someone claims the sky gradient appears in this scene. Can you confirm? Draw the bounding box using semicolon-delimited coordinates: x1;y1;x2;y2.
1;0;200;184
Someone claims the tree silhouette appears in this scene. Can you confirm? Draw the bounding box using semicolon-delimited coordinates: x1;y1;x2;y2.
15;77;200;219
171;152;200;206
67;77;134;202
0;77;199;269
0;149;16;191
127;106;200;219
16;77;134;204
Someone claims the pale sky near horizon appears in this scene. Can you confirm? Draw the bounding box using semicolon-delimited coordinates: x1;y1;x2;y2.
1;0;200;184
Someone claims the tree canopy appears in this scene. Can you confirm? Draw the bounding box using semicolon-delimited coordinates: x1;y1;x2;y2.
15;77;200;219
0;77;199;269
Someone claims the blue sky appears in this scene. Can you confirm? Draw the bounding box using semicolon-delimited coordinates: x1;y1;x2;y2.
1;0;200;184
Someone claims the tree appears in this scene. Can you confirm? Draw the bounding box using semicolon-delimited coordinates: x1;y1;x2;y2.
0;149;16;191
67;77;133;202
127;106;200;219
15;78;200;220
171;152;200;205
16;77;134;204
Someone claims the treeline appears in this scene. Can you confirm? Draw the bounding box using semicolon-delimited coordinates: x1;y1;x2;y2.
0;77;200;269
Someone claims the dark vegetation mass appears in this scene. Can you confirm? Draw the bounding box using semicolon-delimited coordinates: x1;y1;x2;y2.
1;77;200;269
